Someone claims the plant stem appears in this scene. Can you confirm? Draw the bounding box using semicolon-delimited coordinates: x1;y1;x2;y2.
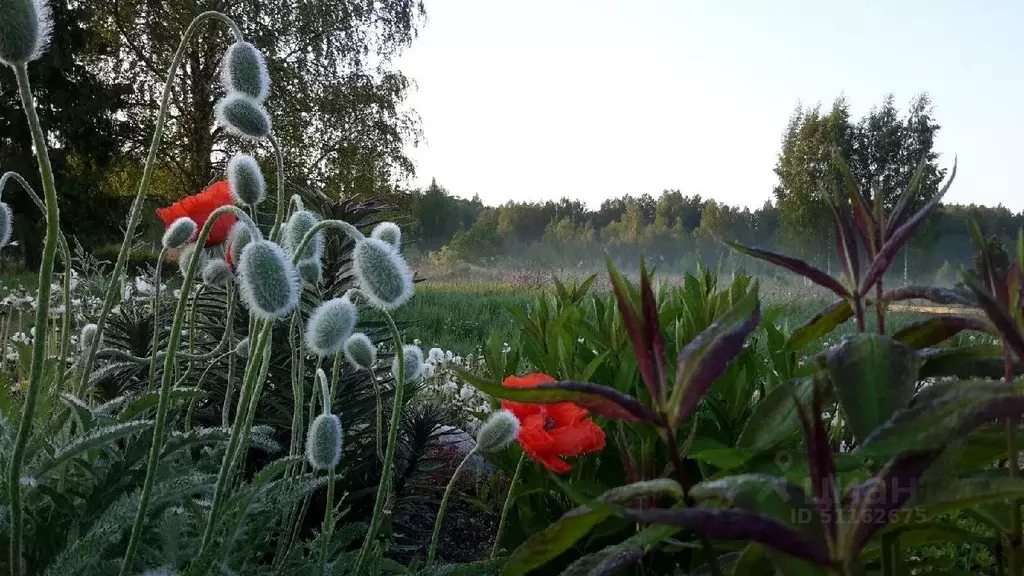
491;451;526;559
146;247;167;393
223;288;236;429
853;297;866;333
7;62;62;576
318;353;344;573
268;134;287;241
428;448;477;567
75;11;242;398
874;281;885;335
368;365;384;460
1008;351;1021;576
184;350;232;432
354;311;406;572
119;207;240;575
665;425;723;576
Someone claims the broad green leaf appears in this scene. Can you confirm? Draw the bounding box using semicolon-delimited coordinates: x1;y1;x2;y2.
827;334;920;443
558;524;679;576
893;316;993;349
737;378;814;452
919;344;1019;380
787;300;853;351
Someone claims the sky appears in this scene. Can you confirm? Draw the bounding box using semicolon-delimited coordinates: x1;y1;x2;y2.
395;0;1024;211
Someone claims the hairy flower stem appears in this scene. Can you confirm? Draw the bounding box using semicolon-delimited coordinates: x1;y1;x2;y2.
491;451;527;559
354;311;405;572
268;134;287;241
223;288;237;429
120;207;246;575
7;63;62;576
146;247;168;393
368;366;384;460
185;349;233;432
428;448;477;567
76;11;243;399
318;353;344;572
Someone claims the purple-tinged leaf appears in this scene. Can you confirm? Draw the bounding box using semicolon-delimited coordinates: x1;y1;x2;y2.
617;507;832;566
859;159;957;296
962;272;1024;361
787;300;854;350
455;368;660;424
589;548;644;576
727;242;850;298
886;154;929;233
616;430;639;487
967;217;997;293
640;259;667;403
1008;263;1023;328
670;283;761;425
881;285;976;307
893;316;994;349
842;450;942;558
833;149;877;255
794;378;838;544
919;345;1024;380
826;193;860;286
606;256;660;404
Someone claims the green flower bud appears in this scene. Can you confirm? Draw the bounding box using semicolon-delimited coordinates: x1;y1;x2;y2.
227;154;266;206
201;258;234;286
235;336;249;358
353;238;414;310
371;221;401;251
0;202;12;249
392;344;423;382
296;258;322;286
79;322;99;352
284;210;323;261
162;216;196;250
344;332;375;370
0;0;51;65
305;297;357;357
476;410;519;453
178;243;208;278
220;41;270;101
305;413;342;471
215;93;271;140
237;240;300;319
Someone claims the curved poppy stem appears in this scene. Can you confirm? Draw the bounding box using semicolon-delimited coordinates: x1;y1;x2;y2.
428;447;478;567
76;10;245;404
268;133;287;241
120;204;249;575
491;451;527;558
7;64;63;576
184;349;233;432
354;310;405;572
146;246;167;393
291;219;365;266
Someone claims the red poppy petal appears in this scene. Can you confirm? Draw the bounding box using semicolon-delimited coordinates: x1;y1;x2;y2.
503;373;556;389
534;451;573;474
502;399;541;420
545;402;589;427
548;420;606;457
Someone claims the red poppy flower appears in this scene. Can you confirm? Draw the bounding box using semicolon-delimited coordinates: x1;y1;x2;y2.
501;373;606;474
156;180;236;247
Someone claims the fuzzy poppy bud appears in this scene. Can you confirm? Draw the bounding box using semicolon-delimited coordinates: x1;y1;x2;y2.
0;0;51;65
296;258;322;286
201;258;234;286
284;210;323;261
305;297;357;357
237;240;300;319
0;202;12;249
227;222;258;266
234;337;249;358
79;323;99;352
353;238;414;310
476;410;520;453
178;243;208;278
344;332;375;370
162;217;197;250
305;412;342;470
392;344;423;382
227;154;266;206
371;222;401;251
220;41;269;101
215;93;271;140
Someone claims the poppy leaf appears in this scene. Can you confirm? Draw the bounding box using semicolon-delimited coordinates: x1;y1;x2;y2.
726;242;850;298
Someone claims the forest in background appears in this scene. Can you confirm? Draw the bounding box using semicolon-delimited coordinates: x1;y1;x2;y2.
1;1;1019;284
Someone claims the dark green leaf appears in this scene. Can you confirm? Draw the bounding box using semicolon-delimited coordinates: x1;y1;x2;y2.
726;242;849;298
787;300;853;350
893;316;993;349
737;378;815;452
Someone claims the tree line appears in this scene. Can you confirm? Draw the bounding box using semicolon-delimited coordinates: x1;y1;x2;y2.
401;94;1020;282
